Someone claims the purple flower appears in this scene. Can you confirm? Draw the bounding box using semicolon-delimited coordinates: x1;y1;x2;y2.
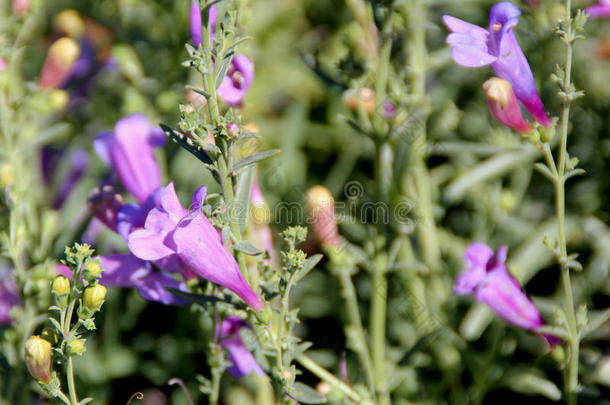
217;54;255;107
586;0;610;19
443;2;551;126
94;114;166;203
189;3;253;106
127;182;264;311
482;77;532;133
0;270;21;325
216;316;265;378
454;243;557;344
87;185;125;232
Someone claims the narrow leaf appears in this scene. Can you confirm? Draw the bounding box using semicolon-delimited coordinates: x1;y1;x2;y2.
231;149;281;173
580;308;610;339
534;163;556;182
234;166;255;232
291;382;327;404
295;254;323;281
233;241;264;256
214;52;234;89
160;124;213;165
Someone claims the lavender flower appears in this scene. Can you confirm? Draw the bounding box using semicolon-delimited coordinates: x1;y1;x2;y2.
482;77;532;133
189;2;254;106
443;2;551;126
454;243;557;343
217;316;265;378
94;114;166;203
127;182;264;311
586;0;610;19
0;270;21;325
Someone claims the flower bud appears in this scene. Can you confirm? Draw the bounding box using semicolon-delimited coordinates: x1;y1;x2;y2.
24;336;52;383
83;284;106;311
38;37;80;89
342;88;376;113
0;57;7;72
53;9;85;39
482;78;531;134
226;122;240;137
306;186;341;247
12;0;30;14
0;162;14;188
49;89;69;110
83;261;103;279
52;276;71;296
68;339;85;356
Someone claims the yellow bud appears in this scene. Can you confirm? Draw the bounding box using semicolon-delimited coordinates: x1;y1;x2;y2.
49;37;80;69
24;336;52;383
482;77;513;109
53;9;85;39
84;261;103;278
83;284;106;311
49;90;69;110
68;339;85;356
0;162;14;188
52;276;71;296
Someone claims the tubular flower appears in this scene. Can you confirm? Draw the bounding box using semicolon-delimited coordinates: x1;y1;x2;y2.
216;316;265;378
94;114;166;203
127;183;264;311
586;0;610;18
189;2;253;106
454;243;558;344
443;2;551;126
482;77;532;133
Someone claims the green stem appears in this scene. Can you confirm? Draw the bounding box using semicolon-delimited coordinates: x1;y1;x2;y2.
370;254;389;405
337;268;376;397
554;0;579;402
296;354;370;405
66;357;78;405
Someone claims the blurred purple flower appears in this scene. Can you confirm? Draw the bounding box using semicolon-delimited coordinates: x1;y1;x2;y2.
94;114;166;203
443;2;551;126
87;185;125;232
216;316;265;378
52;149;89;209
127;182;264;311
189;3;253;106
586;0;610;18
454;243;558;344
0;270;20;325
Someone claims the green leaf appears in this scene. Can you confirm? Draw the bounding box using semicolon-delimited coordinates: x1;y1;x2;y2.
534;163;556;182
291;382;327;404
234;166;255;233
233;241;264;256
230;149;281;173
295;254;323;281
214;52;234;89
160;124;213;165
580;308;610;339
504;369;561;401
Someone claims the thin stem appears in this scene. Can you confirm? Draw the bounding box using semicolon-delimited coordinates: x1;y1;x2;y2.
66;357;78;405
370;253;389;405
296;354;369;404
337;269;376;396
554;0;579;402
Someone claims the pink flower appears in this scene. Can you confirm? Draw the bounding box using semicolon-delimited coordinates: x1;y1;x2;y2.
482;77;532;133
455;243;558;344
216;316;265;378
586;0;610;19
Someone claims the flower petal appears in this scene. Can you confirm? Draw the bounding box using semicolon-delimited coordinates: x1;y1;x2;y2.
128;228;175;261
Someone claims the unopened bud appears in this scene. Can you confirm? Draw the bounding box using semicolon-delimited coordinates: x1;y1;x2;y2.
12;0;30;14
342;88;376;113
83;261;103;279
52;276;71;296
306;186;341;247
83;284;106;311
24;336;52;383
68;339;85;356
226;122;240;137
482;78;531;134
0;163;14;188
39;37;80;89
49;89;69;110
53;9;85;38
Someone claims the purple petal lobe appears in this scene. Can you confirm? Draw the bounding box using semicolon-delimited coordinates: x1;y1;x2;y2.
190;1;203;47
128;229;175;260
